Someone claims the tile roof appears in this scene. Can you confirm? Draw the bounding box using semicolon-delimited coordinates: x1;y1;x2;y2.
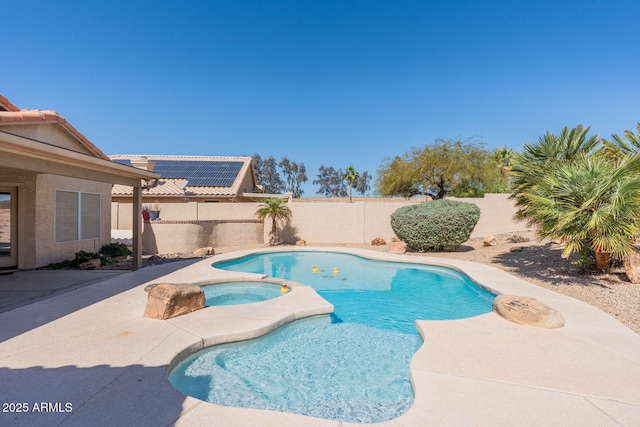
0;95;110;161
0;94;20;112
109;155;256;198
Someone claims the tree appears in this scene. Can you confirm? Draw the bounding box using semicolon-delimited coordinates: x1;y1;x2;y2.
354;170;372;196
344;165;359;202
252;154;284;194
510;125;600;221
254;197;292;246
376;138;494;199
493;147;515;177
602;122;640;158
375;155;422;198
279;156;308;198
313;166;348;197
509;125;640;272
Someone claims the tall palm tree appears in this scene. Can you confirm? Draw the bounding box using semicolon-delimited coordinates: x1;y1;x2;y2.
344;165;359;202
493;147;515;177
255;198;293;246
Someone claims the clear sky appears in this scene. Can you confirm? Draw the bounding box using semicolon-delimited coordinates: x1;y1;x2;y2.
4;0;639;196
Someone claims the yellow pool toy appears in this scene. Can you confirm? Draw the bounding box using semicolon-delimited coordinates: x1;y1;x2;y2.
333;267;339;275
280;284;290;293
312;265;319;273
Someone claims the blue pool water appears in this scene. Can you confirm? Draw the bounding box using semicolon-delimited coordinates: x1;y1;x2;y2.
202;282;282;306
169;251;494;423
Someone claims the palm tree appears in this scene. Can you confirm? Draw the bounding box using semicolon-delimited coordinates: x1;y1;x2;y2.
602;122;640;158
493;147;515;177
510;125;600;224
255;198;292;246
510;125;640;272
344;165;359;202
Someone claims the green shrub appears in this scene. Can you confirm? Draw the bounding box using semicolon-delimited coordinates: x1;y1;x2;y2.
390;199;480;251
99;243;131;258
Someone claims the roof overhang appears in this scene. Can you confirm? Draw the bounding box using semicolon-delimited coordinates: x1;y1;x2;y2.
0;130;159;186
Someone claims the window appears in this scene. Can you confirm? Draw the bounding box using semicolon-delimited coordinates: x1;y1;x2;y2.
55;191;101;242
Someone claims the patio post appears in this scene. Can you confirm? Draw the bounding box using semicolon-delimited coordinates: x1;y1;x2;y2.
132;186;142;271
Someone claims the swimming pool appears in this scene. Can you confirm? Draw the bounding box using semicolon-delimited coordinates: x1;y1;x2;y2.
202;282;283;306
170;251;495;423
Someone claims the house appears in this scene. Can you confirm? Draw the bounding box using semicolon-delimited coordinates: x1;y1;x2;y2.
109;155;276;254
0;95;158;270
109;154;264;204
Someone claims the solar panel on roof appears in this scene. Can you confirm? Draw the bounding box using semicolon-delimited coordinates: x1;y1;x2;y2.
151;160;243;187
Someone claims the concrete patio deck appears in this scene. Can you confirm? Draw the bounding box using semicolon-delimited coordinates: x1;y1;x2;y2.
1;247;639;426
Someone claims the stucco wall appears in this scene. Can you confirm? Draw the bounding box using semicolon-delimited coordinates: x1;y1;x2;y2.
113;195;527;254
36;174;112;267
142;220;262;254
1;123;95;156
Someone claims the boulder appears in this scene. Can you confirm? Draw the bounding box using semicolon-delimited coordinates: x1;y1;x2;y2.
79;259;101;270
483;235;500;246
371;237;386;246
389;239;407;254
493;295;564;328
624;252;640;284
193;247;214;256
296;239;306;246
143;283;205;320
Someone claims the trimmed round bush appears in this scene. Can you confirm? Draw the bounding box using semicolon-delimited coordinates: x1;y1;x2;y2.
390;199;480;252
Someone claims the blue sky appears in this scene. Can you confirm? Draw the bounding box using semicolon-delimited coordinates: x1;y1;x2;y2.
4;0;639;196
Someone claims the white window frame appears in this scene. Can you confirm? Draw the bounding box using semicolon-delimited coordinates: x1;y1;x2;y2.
55;191;101;242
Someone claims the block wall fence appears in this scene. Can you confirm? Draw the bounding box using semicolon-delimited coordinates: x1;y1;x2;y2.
111;194;529;254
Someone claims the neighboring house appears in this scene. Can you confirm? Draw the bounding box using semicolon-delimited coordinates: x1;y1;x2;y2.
109;155;264;204
109;155;273;254
0;94;158;270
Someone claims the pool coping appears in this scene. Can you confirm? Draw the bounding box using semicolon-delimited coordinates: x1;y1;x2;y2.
1;247;639;426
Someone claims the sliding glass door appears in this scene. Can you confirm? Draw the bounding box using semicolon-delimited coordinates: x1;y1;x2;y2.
0;187;17;269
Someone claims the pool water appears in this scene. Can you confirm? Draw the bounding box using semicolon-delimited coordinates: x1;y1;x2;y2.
202;282;282;306
214;251;493;335
169;251;494;423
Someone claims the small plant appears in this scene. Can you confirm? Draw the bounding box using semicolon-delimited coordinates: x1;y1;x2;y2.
390;200;480;252
99;243;131;258
255;198;293;245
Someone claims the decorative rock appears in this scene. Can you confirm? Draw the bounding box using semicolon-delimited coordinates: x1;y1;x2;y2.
624;252;640;284
483;235;500;246
79;259;101;270
296;240;306;246
143;283;205;320
193;247;214;256
371;237;386;246
389;239;407;254
493;295;564;328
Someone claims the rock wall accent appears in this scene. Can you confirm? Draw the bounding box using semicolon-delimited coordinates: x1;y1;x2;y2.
143;283;205;320
493;295;564;328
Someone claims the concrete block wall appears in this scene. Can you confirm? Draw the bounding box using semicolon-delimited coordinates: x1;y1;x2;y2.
113;194;528;254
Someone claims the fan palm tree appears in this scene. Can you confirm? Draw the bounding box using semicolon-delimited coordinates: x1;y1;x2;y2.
602;122;640;159
510;125;601;224
255;198;293;246
344;165;359;202
513;150;640;272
